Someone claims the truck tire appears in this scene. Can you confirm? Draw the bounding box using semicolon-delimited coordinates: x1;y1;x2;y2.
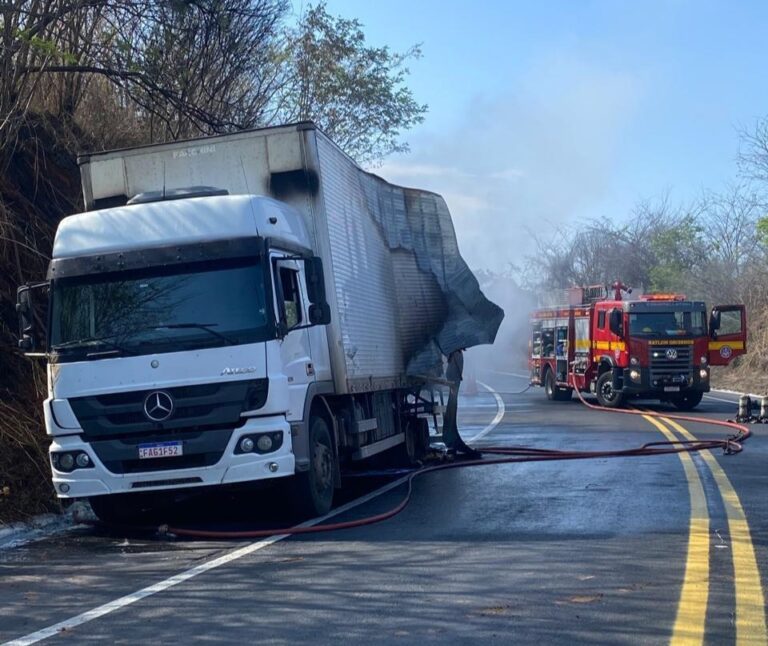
595;372;624;408
289;416;335;518
89;492;163;525
405;416;430;463
671;391;704;411
545;369;573;401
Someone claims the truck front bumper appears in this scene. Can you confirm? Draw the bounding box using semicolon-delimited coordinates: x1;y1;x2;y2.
620;367;711;396
49;415;295;499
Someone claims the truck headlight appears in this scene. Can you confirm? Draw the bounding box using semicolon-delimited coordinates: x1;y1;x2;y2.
58;453;74;471
51;451;93;473
700;369;709;379
256;435;274;452
630;357;639;366
700;356;708;366
234;432;283;455
629;369;640;381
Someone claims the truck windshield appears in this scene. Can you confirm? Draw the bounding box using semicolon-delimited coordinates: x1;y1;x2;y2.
628;311;706;338
50;259;271;359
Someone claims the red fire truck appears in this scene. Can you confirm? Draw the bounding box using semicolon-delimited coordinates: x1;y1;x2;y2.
529;282;747;409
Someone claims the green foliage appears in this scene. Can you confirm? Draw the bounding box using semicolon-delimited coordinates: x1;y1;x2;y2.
281;2;428;163
757;216;768;247
647;215;705;292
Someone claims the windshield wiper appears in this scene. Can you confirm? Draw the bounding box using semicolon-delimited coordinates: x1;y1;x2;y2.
153;323;238;346
52;335;136;356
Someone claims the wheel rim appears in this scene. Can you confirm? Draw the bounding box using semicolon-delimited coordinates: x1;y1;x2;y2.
312;438;333;494
600;380;617;402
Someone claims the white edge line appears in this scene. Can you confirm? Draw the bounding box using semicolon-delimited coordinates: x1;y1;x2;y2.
3;475;412;646
711;388;763;398
466;381;505;444
488;370;530;379
703;394;743;404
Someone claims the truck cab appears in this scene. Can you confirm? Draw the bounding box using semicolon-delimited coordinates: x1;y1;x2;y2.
591;295;747;409
17;194;335;520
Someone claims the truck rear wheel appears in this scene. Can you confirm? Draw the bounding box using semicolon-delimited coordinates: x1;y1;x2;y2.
545;369;572;401
670;391;703;411
595;372;624;408
290;416;335;518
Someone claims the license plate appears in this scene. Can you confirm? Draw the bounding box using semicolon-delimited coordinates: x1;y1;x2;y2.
664;386;680;392
138;441;183;459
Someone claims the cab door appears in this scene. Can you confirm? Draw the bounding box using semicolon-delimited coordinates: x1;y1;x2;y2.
708;304;747;366
272;254;315;420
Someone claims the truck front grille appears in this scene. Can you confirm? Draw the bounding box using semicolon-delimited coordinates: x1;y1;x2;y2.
69;379;267;439
648;345;693;383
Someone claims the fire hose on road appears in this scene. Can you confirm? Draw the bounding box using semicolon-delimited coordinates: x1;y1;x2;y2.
78;381;751;540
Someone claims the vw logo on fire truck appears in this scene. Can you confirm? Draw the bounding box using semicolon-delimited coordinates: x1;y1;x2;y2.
665;348;678;360
143;391;174;422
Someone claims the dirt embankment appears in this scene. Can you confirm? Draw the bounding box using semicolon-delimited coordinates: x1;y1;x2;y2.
0;115;83;523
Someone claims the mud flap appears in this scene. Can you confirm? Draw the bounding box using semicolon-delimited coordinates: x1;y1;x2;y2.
612;367;624;391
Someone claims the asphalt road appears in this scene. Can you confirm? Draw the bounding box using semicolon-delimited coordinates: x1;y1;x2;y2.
1;372;766;645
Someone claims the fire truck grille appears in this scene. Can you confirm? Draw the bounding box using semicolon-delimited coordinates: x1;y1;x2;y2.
648;346;693;382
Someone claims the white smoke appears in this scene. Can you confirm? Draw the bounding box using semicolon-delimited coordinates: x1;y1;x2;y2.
376;55;641;375
378;55;641;272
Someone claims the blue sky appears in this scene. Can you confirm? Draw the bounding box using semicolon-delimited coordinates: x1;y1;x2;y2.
319;0;768;270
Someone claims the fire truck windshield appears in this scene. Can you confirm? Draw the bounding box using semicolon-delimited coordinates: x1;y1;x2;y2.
629;311;707;338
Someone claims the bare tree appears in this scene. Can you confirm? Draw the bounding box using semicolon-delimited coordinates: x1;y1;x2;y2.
738;117;768;185
0;1;291;156
695;184;763;307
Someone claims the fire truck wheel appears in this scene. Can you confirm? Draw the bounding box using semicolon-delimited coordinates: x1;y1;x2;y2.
596;372;624;408
544;369;572;401
670;391;703;411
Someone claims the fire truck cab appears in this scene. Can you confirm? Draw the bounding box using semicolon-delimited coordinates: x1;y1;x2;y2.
529;282;747;410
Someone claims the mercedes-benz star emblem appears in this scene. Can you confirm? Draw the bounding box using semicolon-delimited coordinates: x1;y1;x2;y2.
665;348;678;360
143;391;174;422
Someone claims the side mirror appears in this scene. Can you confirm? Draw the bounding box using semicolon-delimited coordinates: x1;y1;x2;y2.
609;309;623;337
304;257;326;304
308;303;331;325
709;309;721;338
16;286;36;351
16;282;49;354
304;256;331;325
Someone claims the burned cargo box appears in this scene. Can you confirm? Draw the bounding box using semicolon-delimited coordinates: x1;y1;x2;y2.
78;122;503;393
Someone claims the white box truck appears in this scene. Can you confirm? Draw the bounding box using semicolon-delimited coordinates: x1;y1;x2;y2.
16;122;503;522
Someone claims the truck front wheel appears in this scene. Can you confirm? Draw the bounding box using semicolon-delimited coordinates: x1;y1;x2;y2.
290;416;335;518
595;372;624;408
89;492;164;525
670;391;704;411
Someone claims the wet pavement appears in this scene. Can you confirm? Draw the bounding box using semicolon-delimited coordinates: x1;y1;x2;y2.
1;371;765;644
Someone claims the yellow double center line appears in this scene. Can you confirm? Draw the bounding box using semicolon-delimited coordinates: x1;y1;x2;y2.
642;414;767;645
